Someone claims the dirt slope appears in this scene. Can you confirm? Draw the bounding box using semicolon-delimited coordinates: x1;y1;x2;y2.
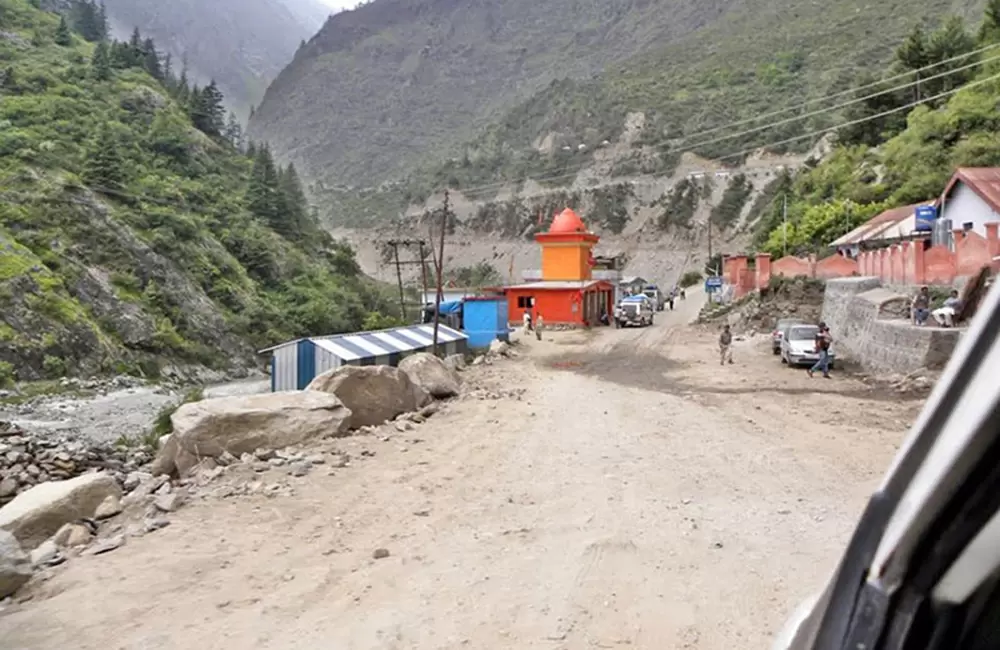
0;290;916;649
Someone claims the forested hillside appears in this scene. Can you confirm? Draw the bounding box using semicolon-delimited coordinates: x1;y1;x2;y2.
752;0;1000;258
98;0;328;117
0;0;395;384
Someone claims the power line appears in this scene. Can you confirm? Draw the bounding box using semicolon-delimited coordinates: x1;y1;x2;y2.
453;64;1000;200
444;46;1000;200
676;41;1000;143
715;69;1000;162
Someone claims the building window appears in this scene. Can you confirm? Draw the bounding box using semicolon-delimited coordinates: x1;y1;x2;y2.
517;296;534;308
963;222;973;232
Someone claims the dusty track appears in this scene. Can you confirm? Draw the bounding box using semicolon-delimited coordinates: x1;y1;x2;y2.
1;290;917;649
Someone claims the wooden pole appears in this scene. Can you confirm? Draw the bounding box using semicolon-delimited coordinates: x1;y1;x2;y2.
432;191;448;355
392;242;406;321
419;241;430;319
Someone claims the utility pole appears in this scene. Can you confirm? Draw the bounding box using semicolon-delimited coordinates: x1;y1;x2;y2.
706;219;712;268
392;243;406;320
431;190;449;355
382;238;430;324
782;193;788;258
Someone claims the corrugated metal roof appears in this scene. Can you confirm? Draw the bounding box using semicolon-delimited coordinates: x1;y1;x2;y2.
829;202;934;246
502;280;610;290
258;324;467;356
943;167;1000;212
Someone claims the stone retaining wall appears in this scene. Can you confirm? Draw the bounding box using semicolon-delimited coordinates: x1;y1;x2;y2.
821;277;961;375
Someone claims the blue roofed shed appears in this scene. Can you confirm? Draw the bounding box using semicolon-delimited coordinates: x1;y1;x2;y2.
461;296;510;349
260;324;469;392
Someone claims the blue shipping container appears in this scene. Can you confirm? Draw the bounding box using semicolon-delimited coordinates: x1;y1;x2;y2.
915;205;938;232
462;297;510;349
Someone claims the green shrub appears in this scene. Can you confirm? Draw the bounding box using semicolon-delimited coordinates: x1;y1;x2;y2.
0;361;15;388
679;270;703;288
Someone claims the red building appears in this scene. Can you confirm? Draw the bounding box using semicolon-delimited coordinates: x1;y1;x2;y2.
502;208;615;326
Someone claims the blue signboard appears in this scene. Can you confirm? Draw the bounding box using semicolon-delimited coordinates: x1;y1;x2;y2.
705;276;723;292
915;205;937;232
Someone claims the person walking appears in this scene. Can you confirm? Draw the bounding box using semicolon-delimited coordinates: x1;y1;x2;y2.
807;322;833;379
719;325;734;365
522;309;532;335
535;312;544;341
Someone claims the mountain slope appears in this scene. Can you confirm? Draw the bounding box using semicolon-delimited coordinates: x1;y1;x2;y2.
101;0;329;118
249;0;735;186
0;0;393;383
250;0;983;192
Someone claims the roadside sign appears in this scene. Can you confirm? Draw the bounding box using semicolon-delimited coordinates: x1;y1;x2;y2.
705;276;723;292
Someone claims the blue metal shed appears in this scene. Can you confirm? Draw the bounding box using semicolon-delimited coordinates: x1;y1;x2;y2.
462;296;510;349
259;324;469;392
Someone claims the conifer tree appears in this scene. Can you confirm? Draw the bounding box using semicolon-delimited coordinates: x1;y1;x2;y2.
55;16;71;46
91;40;111;81
247;144;281;227
84;123;127;190
981;0;1000;43
224;111;243;148
142;37;162;79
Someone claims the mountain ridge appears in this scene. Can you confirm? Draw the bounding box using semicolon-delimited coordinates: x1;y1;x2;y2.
250;0;983;199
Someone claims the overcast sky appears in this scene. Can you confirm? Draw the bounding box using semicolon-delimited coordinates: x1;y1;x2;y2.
317;0;357;10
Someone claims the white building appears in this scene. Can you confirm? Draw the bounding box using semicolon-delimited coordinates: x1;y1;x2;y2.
939;168;1000;237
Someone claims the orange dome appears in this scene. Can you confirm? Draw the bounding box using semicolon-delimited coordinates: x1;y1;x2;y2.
549;208;587;234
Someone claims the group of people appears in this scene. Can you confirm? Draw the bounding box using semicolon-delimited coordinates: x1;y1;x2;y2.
911;286;963;327
717;321;834;379
522;309;544;340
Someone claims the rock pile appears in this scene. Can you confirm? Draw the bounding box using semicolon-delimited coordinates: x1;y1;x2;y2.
0;421;151;505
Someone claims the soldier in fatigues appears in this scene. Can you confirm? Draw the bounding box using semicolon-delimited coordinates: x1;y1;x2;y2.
719;325;734;365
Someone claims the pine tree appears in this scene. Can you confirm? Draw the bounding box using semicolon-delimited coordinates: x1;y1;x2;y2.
162;53;173;88
278;163;311;240
142;37;162;79
247;144;282;227
201;81;225;135
896;25;929;72
91;40;111;81
981;0;1000;43
96;1;108;41
176;67;190;103
224;111;243;148
74;0;104;42
55;16;71;46
84;123;127;190
926;16;975;98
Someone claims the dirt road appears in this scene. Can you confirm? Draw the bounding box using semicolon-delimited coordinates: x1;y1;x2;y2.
1;291;917;649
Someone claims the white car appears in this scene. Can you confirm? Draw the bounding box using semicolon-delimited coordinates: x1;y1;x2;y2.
780;323;836;369
773;277;1000;650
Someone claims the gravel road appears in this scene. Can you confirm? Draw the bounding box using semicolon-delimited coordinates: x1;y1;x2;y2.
1;290;919;649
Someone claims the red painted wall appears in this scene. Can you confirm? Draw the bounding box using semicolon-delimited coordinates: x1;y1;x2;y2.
504;287;614;325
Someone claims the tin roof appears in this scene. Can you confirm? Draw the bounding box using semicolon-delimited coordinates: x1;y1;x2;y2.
829;201;934;247
942;167;1000;213
502;280;610;291
257;324;467;358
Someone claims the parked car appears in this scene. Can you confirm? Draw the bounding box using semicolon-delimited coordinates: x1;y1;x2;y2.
780;323;836;369
772;318;807;354
772;277;1000;650
616;295;654;327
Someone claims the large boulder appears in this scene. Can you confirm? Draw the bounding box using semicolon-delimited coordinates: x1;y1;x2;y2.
0;529;32;598
154;391;352;476
400;353;461;398
307;365;431;428
0;472;121;549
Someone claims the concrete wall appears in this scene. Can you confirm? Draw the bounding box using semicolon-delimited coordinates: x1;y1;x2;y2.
821;277;961;375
